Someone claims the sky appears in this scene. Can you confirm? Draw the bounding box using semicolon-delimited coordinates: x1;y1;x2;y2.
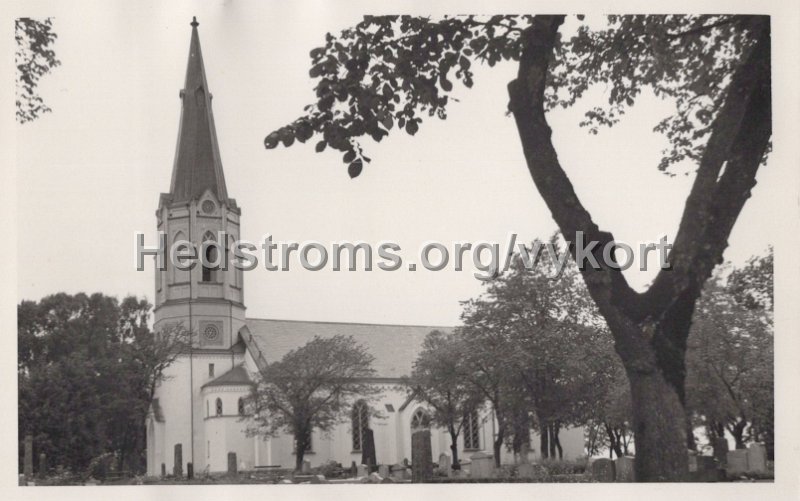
15;1;784;327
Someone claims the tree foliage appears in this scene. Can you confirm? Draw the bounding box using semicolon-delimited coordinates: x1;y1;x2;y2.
245;335;380;471
15;17;60;123
453;237;620;462
18;293;190;475
264;15;764;176
686;249;773;453
404;329;483;468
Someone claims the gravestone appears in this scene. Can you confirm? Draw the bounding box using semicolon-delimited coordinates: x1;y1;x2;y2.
173;444;183;477
746;443;767;473
517;462;536;479
187;462;193;479
390;463;408;481
38;453;47;478
469;451;495;478
614;456;635;482
411;430;433;482
23;435;33;479
438;453;451;473
228;452;238;475
301;460;311;474
161;463;166;477
726;449;748;476
689;456;722;482
519;442;531;464
350;461;358;477
357;463;368;478
378;464;390;478
712;437;729;467
591;458;616;482
368;472;384;483
361;428;377;470
688;450;698;472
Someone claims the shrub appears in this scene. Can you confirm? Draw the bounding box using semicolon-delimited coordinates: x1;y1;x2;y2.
86;452;116;481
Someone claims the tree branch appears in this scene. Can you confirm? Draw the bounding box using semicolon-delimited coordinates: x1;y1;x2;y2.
507;15;650;354
645;16;771;317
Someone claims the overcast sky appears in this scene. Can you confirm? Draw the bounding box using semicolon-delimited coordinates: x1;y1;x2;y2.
15;1;783;326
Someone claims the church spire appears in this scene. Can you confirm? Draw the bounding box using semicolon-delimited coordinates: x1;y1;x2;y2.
168;17;229;204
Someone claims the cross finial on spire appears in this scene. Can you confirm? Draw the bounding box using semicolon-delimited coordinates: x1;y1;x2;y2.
191;16;199;28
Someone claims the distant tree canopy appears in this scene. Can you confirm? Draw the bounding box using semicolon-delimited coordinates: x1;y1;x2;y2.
403;329;483;469
686;248;774;456
18;293;189;476
15;17;60;123
264;15;771;480
408;242;772;462
245;334;380;471
408;237;623;466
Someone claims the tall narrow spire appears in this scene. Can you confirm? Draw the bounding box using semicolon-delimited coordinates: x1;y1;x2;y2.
168;17;229;204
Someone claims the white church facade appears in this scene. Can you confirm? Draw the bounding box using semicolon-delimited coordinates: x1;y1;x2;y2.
145;19;584;476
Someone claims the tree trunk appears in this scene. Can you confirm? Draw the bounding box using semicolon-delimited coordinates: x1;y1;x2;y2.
493;426;504;468
686;417;697;451
627;368;688;480
448;425;460;470
549;423;563;459
540;425;549;459
508;13;771;482
729;419;748;449
605;424;623;459
294;431;308;472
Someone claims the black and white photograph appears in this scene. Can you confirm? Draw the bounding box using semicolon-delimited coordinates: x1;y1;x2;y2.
3;0;799;498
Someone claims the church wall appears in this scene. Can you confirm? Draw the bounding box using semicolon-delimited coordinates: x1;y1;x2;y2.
203;385;254;473
151;354;193;474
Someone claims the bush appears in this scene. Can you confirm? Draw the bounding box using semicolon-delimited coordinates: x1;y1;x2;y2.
540;458;587;475
86;452;116;481
314;460;347;479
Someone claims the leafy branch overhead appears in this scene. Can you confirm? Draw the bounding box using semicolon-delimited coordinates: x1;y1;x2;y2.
264;15;765;176
15;17;60;124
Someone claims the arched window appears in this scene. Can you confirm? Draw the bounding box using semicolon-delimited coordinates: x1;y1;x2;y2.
202;232;218;283
464;410;480;450
238;397;245;416
215;397;223;416
411;408;431;431
351;400;369;451
206;400;209;417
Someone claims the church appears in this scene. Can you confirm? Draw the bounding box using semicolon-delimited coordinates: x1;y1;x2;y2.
145;19;583;476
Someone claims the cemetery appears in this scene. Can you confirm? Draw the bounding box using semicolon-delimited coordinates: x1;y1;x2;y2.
20;429;773;485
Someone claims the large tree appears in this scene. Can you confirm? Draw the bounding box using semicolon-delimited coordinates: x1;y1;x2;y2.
18;293;190;476
459;237;618;461
244;335;379;471
263;15;771;480
404;329;482;469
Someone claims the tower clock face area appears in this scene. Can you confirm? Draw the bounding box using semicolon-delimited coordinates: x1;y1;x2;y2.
201;200;215;214
200;321;224;347
204;324;219;341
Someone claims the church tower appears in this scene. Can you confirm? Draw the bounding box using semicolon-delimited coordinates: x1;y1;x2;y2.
153;16;245;347
148;18;249;475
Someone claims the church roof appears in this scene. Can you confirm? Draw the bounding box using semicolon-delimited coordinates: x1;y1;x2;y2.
167;17;230;205
245;318;455;380
202;364;254;388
